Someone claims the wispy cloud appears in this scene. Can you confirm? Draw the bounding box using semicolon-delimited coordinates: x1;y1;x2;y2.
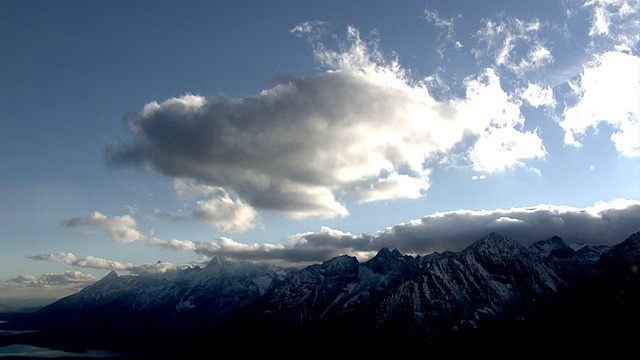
583;0;640;47
424;5;463;57
473;15;554;76
149;208;187;222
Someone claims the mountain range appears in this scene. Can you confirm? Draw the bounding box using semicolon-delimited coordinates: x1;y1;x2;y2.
1;231;638;358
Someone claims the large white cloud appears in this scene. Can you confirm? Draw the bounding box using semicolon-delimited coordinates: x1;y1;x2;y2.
174;179;259;232
561;50;639;157
62;211;144;243
469;126;546;172
106;26;545;219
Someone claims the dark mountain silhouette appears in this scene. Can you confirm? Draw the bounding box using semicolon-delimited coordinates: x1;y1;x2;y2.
1;232;638;359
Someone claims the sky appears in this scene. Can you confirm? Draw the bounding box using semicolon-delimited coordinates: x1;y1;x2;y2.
1;0;639;301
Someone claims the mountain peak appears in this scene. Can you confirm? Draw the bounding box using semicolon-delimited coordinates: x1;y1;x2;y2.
364;247;416;275
463;232;525;258
603;231;640;263
323;254;359;272
470;232;511;247
529;236;575;259
484;232;509;243
204;256;227;269
103;270;118;281
374;247;403;258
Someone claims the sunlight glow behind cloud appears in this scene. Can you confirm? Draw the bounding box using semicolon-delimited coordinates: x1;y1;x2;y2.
106;25;547;220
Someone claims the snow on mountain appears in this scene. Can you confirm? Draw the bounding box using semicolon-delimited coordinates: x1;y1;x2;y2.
256;255;360;323
371;233;564;339
529;236;575;259
14;231;638;355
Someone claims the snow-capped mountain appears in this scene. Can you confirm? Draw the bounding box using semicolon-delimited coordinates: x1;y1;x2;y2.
369;233;563;338
2;231;638;358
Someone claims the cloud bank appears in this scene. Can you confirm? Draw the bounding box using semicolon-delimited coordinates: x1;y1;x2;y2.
9;271;98;286
28;199;639;293
28;253;182;276
149;199;640;264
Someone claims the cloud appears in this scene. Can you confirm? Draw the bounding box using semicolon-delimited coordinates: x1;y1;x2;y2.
192;194;258;232
62;211;144;243
175;179;258;232
459;68;546;172
352;172;431;203
38;271;99;285
583;0;640;46
126;261;183;275
521;83;556;108
147;234;339;264
9;271;98;286
8;274;39;284
469;126;546;172
370;198;640;253
28;252;77;264
424;5;463;57
73;256;132;271
473;15;554;76
106;26;546;219
561;50;639;157
196;236;339;264
290;20;332;41
148;237;197;252
5;271;98;302
35;199;640;267
28;251;183;275
150;208;186;222
147;199;640;264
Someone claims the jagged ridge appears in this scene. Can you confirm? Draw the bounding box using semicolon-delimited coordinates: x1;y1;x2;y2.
2;231;638;358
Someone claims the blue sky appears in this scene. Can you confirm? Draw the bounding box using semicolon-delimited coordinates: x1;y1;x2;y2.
1;0;639;301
